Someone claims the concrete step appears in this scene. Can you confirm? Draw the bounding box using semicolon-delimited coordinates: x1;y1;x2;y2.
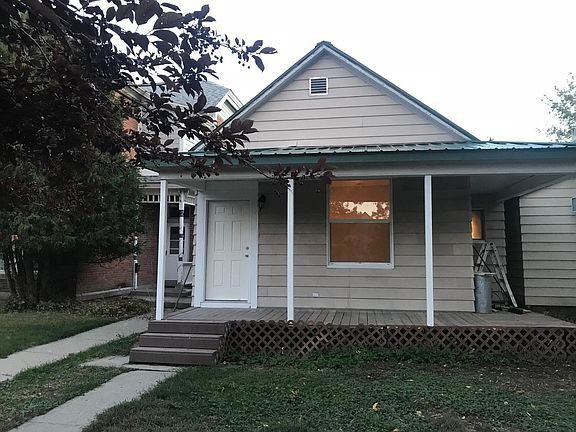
139;332;223;350
129;346;218;366
148;320;226;335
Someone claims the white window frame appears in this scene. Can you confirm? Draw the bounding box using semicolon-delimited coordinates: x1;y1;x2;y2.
326;179;394;270
309;77;328;96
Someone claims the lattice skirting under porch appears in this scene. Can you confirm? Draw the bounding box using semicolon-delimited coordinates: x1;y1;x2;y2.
224;321;576;361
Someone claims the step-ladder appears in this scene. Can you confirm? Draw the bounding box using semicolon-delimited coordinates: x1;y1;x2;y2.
474;241;518;308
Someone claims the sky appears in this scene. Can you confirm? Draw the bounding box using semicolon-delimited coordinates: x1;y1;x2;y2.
176;0;575;142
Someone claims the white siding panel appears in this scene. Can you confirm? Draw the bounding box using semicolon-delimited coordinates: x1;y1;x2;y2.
245;54;461;148
520;177;576;306
257;177;474;311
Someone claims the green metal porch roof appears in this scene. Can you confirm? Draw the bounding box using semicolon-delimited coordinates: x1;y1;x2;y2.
177;141;576;167
226;141;571;155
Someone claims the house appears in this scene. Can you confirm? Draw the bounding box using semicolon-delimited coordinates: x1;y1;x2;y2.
129;41;576;366
75;81;242;302
150;41;576;316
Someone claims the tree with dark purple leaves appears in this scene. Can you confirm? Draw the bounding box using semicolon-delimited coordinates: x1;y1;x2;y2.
0;1;331;306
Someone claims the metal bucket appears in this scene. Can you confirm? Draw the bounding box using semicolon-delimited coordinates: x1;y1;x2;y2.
474;273;494;314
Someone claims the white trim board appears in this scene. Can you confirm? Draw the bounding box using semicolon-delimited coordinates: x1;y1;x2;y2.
158;160;576;182
193;181;259;309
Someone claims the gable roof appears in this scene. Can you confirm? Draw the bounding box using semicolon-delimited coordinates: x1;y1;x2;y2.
137;80;234;108
218;41;477;141
163;81;232;108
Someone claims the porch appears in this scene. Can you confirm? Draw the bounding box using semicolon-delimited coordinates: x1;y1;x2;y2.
152;144;576;326
129;306;576;366
166;306;576;328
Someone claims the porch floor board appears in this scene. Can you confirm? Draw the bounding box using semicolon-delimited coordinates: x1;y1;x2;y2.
166;307;576;328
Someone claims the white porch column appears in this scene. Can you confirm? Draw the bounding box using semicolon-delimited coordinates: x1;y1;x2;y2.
155;179;168;320
424;175;435;327
287;179;295;321
177;190;185;285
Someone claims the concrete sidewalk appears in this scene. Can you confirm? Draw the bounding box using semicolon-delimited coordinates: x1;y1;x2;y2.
0;315;149;382
11;369;175;432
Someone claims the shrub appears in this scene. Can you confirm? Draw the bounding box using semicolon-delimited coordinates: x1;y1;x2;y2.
3;296;151;319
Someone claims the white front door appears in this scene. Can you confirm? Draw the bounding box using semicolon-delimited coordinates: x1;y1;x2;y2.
205;200;251;301
165;222;190;284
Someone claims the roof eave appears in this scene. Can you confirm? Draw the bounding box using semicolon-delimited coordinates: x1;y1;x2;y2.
244;147;576;165
154;146;576;170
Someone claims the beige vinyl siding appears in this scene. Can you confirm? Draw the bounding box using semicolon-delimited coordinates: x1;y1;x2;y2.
485;203;507;271
245;55;461;148
520;178;576;306
257;177;474;311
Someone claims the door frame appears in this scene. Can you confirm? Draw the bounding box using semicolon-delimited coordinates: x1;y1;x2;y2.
194;181;259;309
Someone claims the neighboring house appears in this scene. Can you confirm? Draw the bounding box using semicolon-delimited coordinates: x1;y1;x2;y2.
149;41;576;324
75;81;242;300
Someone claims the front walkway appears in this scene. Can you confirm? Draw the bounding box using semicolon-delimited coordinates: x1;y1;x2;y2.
0;316;149;382
167;307;576;328
11;369;175;432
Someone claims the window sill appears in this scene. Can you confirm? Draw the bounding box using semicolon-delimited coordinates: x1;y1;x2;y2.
327;262;394;270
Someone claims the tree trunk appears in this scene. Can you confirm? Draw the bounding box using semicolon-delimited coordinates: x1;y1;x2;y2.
39;251;79;301
23;251;37;303
3;244;36;305
4;244;80;306
2;250;18;298
37;255;49;302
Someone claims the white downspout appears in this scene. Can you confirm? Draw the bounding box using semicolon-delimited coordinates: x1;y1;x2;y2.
424;175;435;327
155;179;168;320
287;179;295;321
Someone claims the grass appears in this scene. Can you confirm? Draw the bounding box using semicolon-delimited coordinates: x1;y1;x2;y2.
0;296;150;357
85;348;576;432
0;334;137;432
0;311;116;358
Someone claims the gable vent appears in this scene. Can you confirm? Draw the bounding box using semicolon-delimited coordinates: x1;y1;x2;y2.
309;77;328;95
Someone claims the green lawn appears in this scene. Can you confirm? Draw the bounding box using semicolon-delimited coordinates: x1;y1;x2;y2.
0;335;137;432
85;349;576;432
0;311;116;358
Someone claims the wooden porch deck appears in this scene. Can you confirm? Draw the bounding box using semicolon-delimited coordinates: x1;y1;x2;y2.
166;307;576;328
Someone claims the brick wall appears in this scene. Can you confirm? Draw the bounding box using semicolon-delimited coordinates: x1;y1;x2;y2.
77;204;159;294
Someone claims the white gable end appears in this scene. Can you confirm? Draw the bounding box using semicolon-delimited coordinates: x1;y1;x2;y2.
245;54;464;149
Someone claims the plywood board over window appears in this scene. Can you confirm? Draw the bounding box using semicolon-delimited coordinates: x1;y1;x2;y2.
328;179;393;268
